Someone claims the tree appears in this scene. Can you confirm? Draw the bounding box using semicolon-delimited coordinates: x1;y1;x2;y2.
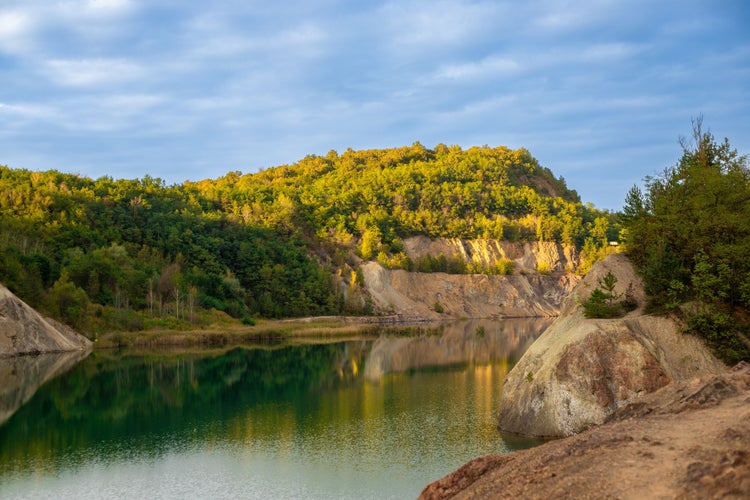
47;271;90;330
621;117;750;362
581;272;627;318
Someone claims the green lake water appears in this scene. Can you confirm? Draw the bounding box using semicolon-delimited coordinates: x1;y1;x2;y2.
0;319;551;499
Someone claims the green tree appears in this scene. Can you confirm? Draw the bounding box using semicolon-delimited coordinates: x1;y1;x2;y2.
621;117;750;362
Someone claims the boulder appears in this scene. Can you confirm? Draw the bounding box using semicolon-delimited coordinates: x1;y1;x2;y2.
0;283;92;357
497;253;725;437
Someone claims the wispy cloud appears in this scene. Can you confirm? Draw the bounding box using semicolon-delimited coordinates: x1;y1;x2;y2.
43;58;146;88
0;9;36;54
0;0;748;209
433;56;521;82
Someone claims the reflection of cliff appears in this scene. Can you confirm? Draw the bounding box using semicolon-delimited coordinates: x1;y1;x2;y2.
0;350;89;425
363;318;552;382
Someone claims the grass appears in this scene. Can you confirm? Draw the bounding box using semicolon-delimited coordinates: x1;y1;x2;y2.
95;316;396;349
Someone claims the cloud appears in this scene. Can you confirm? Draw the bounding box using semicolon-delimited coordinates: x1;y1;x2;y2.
0;9;36;54
0;101;60;125
433;56;521;82
0;0;748;212
43;58;146;88
378;0;502;52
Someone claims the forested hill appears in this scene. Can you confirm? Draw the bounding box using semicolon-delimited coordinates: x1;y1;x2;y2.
0;143;616;334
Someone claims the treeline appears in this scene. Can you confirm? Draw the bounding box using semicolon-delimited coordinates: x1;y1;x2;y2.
0;171;341;333
190;143;617;258
0;143;616;334
621;118;750;363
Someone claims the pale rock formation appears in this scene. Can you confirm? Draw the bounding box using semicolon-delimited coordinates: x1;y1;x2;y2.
496;253;725;437
0;283;92;357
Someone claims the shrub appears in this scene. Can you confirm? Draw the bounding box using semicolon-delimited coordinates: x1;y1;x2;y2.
537;262;551;275
581;272;636;319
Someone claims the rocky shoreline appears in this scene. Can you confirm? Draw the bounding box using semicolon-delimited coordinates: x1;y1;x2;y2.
420;361;750;499
420;254;747;498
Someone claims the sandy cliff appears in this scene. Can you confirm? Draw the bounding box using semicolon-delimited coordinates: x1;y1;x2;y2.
361;238;580;319
0;283;92;357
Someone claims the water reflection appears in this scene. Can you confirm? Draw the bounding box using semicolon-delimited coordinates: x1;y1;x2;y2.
0;350;90;425
0;320;549;499
364;318;552;382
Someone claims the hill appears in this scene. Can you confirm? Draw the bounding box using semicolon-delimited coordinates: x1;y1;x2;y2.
0;144;615;334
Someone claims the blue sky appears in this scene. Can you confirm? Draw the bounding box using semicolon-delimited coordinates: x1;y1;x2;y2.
1;0;748;210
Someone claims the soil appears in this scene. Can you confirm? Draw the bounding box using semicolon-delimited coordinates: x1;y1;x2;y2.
420;361;750;499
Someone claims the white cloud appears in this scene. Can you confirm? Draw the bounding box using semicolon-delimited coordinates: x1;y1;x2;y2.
379;0;502;51
0;101;60;122
43;58;146;87
433;56;520;82
0;9;36;54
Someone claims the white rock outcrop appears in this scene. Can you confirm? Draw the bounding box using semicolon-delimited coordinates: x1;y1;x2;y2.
0;283;92;357
496;253;725;437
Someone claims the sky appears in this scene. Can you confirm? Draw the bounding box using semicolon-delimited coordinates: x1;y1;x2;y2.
1;0;748;210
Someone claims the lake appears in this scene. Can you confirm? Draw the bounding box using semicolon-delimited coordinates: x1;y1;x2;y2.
0;318;551;499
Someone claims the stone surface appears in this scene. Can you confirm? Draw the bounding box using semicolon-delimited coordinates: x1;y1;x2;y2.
496;253;725;437
359;237;580;320
420;362;750;499
0;283;92;357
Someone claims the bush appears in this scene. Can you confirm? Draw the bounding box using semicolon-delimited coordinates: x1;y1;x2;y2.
537;262;551;275
581;272;636;319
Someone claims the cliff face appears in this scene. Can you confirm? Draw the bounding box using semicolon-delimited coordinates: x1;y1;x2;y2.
403;237;578;275
0;284;92;357
495;254;725;438
361;237;580;319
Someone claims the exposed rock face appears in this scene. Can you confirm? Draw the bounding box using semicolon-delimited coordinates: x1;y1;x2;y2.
0;283;92;357
361;264;578;319
496;253;725;437
358;238;580;319
403;237;577;275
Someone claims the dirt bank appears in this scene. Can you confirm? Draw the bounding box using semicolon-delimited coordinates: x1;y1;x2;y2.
420;361;750;499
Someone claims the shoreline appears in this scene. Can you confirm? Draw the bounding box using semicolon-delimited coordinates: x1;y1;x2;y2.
92;315;478;349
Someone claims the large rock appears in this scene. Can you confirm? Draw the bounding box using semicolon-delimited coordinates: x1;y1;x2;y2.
496;253;725;437
421;362;750;499
0;283;92;357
